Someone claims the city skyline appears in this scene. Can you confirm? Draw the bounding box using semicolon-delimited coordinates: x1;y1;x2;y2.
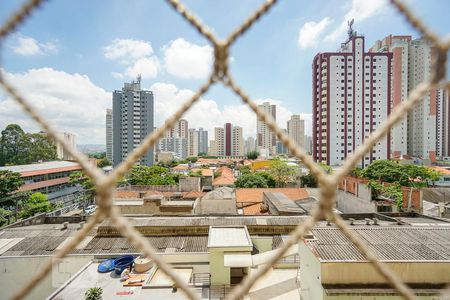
1;0;448;144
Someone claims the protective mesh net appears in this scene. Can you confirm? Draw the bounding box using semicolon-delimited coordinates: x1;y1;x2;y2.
1;0;449;299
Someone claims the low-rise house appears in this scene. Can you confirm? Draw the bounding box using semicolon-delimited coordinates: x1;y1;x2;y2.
212;166;235;188
195;186;237;215
235;188;309;215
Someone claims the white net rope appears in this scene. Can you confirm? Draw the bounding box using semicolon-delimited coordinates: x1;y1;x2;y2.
0;0;449;299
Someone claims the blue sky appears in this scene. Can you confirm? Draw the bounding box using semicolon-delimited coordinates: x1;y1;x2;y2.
0;0;448;144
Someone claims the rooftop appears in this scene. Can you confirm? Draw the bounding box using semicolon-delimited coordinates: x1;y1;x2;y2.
264;192;307;215
236;188;309;203
0;160;82;176
208;226;252;248
306;227;450;262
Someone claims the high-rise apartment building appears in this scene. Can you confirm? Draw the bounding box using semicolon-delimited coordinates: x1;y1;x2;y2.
370;35;436;160
56;132;76;161
225;123;232;156
212;127;225;156
177;119;189;139
244;137;256;154
287;115;305;151
257;102;276;154
436;86;450;158
112;76;154;166
209;124;243;157
312;27;392;167
232;126;244;156
159;137;187;159
198;127;208;154
106;109;113;162
188;128;199;157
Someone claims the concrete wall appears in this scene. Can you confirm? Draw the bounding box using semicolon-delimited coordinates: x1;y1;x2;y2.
336;188;376;213
251;237;272;253
321;262;450;285
299;241;324;300
179;177;201;192
0;255;92;300
209;249;230;285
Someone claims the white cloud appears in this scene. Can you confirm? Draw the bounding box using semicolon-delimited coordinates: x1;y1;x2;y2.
163;38;213;79
103;39;160;79
10;34;58;56
298;0;386;49
298;17;332;49
325;0;386;42
124;57;160;79
0;68;110;144
150;83;312;140
103;38;153;63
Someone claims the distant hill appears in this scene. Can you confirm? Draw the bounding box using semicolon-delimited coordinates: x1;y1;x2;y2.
77;144;106;154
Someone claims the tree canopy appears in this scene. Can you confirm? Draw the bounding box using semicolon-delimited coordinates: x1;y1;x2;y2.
127;165;177;185
246;151;259;160
267;159;297;187
235;173;269;188
361;160;441;187
0;124;57;166
0;170;23;198
19;192;52;219
97;157;112;168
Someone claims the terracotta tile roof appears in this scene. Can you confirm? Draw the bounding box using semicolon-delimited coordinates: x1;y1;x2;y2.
172;164;189;171
235;188;309;203
114;190;140;199
212;167;235;186
182;191;205;199
19;177;70;191
191;168;213;177
114;190;162;199
242;203;267;215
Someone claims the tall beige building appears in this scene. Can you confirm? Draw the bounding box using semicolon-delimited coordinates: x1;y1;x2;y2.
188;128;199;157
257;102;276;154
436;86;450;159
371;35;436;160
287;115;305;150
56;132;76;160
209;124;244;157
232;126;244;156
165;119;189;139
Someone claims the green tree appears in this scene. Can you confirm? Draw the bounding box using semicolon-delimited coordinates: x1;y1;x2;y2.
27;133;57;163
235;173;269;188
0;208;12;226
267;159;297;187
246;151;259;160
186;156;198;163
97;158;112;168
239;165;252;175
299;163;331;188
361;160;440;187
0;124;30;166
69;171;95;197
19;192;52;219
0;170;23;198
256;171;276;188
127;165;175;185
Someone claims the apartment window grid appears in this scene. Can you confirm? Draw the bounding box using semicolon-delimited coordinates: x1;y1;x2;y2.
1;0;449;299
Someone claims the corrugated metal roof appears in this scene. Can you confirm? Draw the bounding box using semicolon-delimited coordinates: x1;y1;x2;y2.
72;236;208;254
307;227;450;262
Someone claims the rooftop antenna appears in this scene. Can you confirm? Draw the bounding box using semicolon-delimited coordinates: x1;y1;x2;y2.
137;74;142;84
347;18;355;40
